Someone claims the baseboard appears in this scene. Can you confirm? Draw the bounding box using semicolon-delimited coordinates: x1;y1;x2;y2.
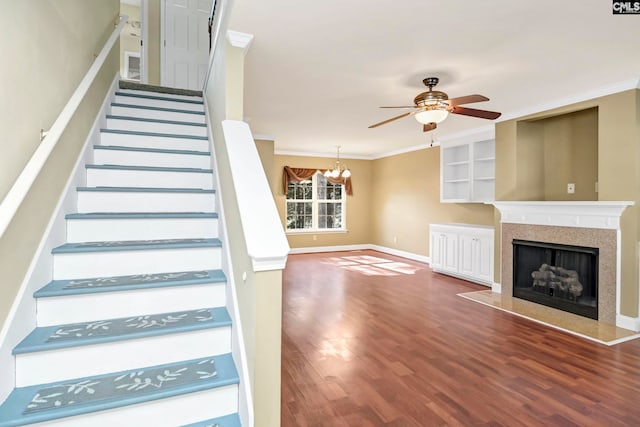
616;314;640;332
288;244;430;264
288;244;370;255
492;282;502;294
368;245;429;264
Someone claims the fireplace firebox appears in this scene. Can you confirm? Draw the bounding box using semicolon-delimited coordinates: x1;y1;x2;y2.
512;239;599;320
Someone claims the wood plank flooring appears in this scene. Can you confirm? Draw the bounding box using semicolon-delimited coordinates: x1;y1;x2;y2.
281;250;640;426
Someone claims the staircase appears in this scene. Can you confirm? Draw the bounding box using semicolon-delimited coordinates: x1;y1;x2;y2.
0;85;242;426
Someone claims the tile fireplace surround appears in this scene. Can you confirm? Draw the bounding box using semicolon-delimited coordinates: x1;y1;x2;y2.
492;201;634;328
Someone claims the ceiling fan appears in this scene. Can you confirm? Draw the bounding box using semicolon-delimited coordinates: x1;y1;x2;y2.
369;77;501;132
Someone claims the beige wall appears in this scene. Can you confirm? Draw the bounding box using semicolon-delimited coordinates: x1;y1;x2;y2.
0;0;120;331
506;108;598;201
274;155;373;249
255;139;276;191
147;0;161;85
371;148;495;257
0;0;119;202
274;147;494;258
120;3;141;80
495;89;640;317
226;43;245;120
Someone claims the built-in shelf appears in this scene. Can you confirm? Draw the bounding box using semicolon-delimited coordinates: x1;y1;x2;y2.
441;139;495;203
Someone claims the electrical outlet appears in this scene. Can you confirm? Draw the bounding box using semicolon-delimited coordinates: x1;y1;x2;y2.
567;183;575;194
393;236;397;244
313;235;317;241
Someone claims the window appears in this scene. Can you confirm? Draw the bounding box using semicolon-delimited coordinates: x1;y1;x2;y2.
286;171;345;232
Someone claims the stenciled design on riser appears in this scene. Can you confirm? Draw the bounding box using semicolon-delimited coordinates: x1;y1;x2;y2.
24;358;218;414
63;270;212;290
46;309;215;343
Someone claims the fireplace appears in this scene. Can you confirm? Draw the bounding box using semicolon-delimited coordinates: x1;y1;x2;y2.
513;239;599;319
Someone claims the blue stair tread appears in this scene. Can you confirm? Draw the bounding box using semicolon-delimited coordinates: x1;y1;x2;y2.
107;114;207;127
115;91;204;105
111;102;205;116
94;144;210;156
182;413;241;427
52;238;222;254
35;269;226;298
77;186;214;193
65;212;218;220
0;354;238;427
86;164;213;173
13;307;231;354
101;128;208;140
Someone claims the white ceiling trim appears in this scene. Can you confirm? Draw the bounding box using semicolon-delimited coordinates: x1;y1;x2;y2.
274;150;373;160
226;30;254;55
497;77;640;123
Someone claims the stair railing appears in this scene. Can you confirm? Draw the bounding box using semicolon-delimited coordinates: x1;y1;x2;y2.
0;15;128;239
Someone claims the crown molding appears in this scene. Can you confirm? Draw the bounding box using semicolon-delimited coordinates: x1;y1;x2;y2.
252;133;276;142
274;149;372;160
497;77;640;123
226;30;254;54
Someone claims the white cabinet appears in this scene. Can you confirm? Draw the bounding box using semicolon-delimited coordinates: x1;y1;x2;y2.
429;223;494;286
430;231;458;274
441;139;495;203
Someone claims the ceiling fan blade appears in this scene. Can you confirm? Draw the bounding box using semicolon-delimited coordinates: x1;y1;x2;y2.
368;111;414;128
380;106;416;109
447;94;489;107
450;106;501;120
423;122;437;132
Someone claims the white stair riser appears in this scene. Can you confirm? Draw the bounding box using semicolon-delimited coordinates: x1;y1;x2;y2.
106;117;207;136
53;247;221;280
67;217;218;242
28;385;238;427
94;149;211;169
114;95;204;112
117;89;203;103
100;132;209;151
16;328;231;387
86;168;214;189
111;105;206;123
77;191;215;213
37;283;226;326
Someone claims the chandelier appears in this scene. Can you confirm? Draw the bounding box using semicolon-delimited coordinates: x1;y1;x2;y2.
324;146;351;179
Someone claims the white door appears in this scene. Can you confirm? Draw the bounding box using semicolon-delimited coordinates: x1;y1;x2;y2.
163;0;212;90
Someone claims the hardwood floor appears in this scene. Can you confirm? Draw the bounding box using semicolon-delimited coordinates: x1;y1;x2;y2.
281;250;640;426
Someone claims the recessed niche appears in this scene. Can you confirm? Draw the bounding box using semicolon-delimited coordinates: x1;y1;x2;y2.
515;107;598;201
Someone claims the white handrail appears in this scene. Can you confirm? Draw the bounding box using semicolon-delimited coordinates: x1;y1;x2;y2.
0;15;127;239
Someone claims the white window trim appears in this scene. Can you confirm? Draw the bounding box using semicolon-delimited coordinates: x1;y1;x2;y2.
285;171;347;233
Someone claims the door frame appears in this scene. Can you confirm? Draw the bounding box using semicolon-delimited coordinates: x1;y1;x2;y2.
140;0;149;84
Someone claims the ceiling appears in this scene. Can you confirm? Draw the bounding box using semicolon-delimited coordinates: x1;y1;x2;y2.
228;0;640;159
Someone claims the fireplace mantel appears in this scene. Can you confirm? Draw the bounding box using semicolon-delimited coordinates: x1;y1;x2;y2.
490;201;634;230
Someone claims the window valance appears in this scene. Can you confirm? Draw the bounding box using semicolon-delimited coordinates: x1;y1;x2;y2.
282;166;353;195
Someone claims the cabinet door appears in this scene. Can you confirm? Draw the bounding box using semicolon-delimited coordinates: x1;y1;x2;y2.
441;233;459;274
458;234;475;277
474;235;494;283
430;232;444;269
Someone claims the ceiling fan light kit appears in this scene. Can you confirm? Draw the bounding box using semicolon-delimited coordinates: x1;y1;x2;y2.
369;77;502;132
